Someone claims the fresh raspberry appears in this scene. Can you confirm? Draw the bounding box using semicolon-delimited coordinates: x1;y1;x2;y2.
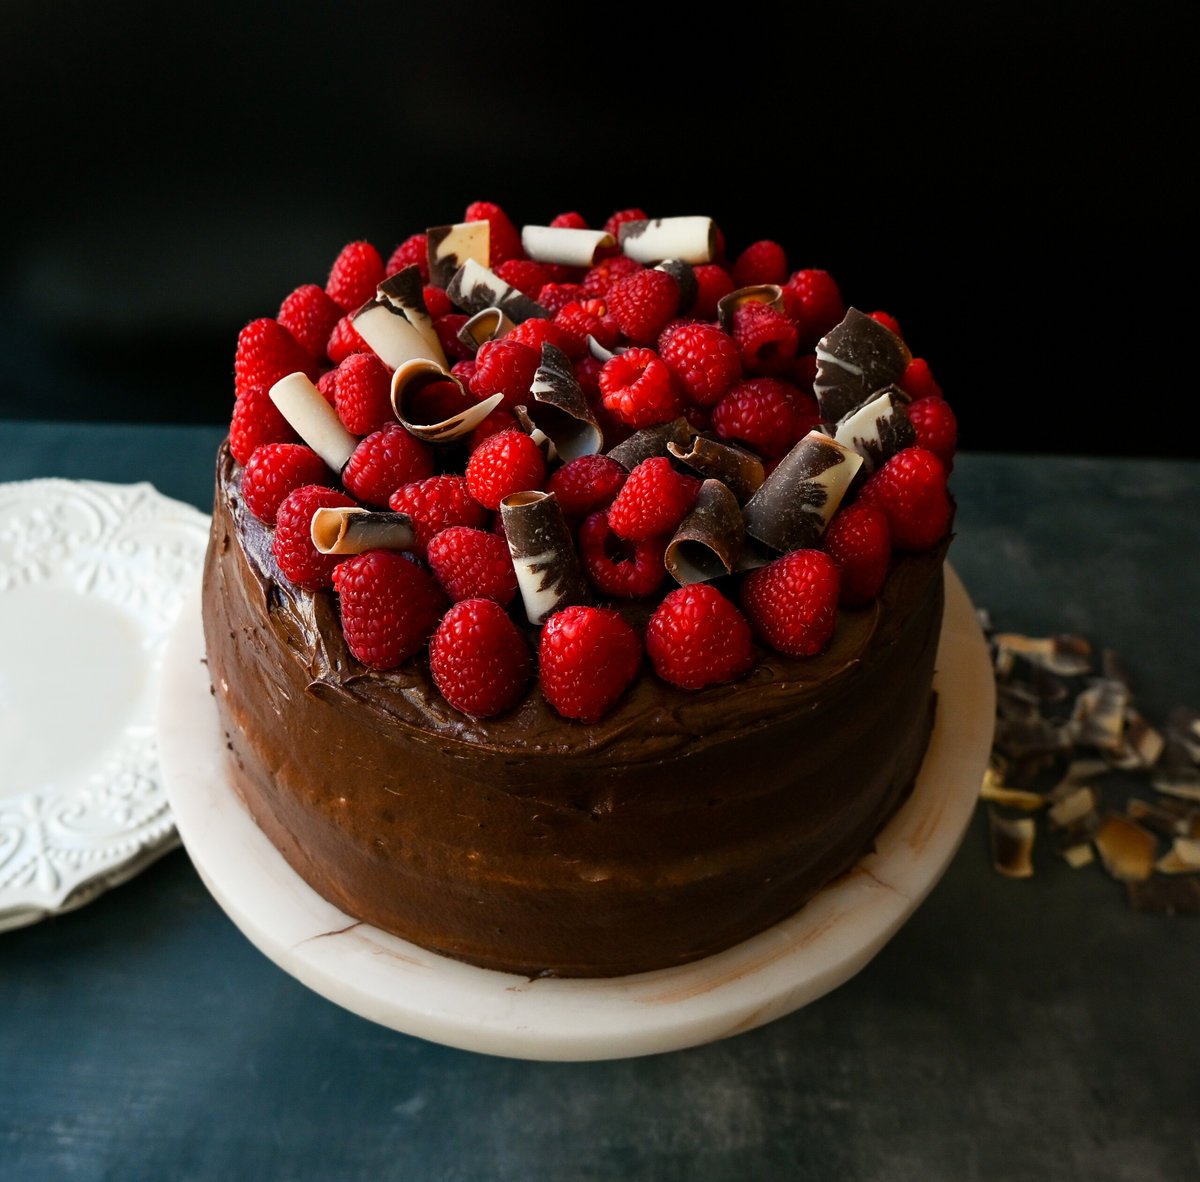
711;222;728;264
869;310;902;337
538;282;587;316
326;241;384;312
691;264;736;321
607;269;680;345
316;369;338;405
906;396;958;468
539;605;642;723
602;208;648;239
496;258;552;299
450;359;477;388
788;352;818;393
657;321;742;407
387;234;430;282
782;269;845;350
429;598;530;717
857;446;952;551
582;254;643;296
573;354;604;401
435;313;472;361
682;403;712;434
426;526;517;606
732;301;799;374
505;316;569;354
332;550;446;671
550;211;589;230
598;348;683;429
422;285;453;319
332;352;393;436
242;443;332;525
645;584;754;690
822;504;892;606
545;454;627;518
277;284;343;360
465;429;547;511
554;299;620;356
234;317;316;398
326;314;369;365
468;407;519;452
900;357;944;401
273;484;357;590
740;550;841;657
342;423;435;507
229;384;298;465
464;200;523;266
469;338;540;412
407;379;474;427
607;457;699;542
578;511;667;599
389;476;489;552
733;240;788;287
711;377;815;458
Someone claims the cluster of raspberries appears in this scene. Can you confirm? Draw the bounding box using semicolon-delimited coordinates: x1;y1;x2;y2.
229;201;958;724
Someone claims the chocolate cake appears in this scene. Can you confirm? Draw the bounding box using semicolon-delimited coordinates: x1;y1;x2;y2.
203;204;958;977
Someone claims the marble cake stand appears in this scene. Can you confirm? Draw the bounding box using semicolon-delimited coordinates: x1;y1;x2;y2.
157;564;994;1062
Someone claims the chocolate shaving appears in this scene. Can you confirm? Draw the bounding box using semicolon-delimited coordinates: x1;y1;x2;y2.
1046;785;1098;828
524;342;603;462
1156;837;1200;875
447;258;549;323
813;307;912;423
654;259;698;313
587;334;620;363
832;386;916;475
457;306;516;351
664;480;744;585
310;508;416;556
1151;769;1200;803
617;216;716;265
979;772;1047;811
427;221;490;288
354;267;447;370
1093;813;1157;882
992;633;1093;678
667;436;765;503
500;491;591;625
716;284;785;334
1126;797;1189;838
390;358;504;443
989;809;1035;878
606;417;694;472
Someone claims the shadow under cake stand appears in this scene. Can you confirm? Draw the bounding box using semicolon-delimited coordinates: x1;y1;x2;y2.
158;564;994;1062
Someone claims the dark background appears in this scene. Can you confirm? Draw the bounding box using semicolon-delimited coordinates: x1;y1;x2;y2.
2;1;1189;456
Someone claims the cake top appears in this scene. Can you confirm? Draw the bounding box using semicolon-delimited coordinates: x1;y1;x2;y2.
226;202;956;724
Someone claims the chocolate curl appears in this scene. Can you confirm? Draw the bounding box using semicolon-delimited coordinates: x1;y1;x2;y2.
742;430;863;552
426;221;490;288
390;358;504;443
500;491;592;625
832;386;916;474
665;480;744;585
717;284;785;334
587;334;620;363
521;225;615;267
268;372;358;472
524;342;603;462
618;216;716;265
814;307;912;423
606;417;695;472
457;306;516;352
667;436;765;503
654;259;698;313
353;266;447;371
511;406;555;462
310;507;416;555
447;258;549;323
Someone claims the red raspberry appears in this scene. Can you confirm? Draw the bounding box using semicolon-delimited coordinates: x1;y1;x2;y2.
538;282;587;316
539;605;642;723
229;384;298;465
326;314;369;365
407;379;474;427
429;598;530;717
645;584;754;690
387;234;430;282
332;352;393;436
273;484;357;590
234;317;316;399
554;299;619;357
607;269;680;345
857;446;952;551
711;377;814;459
740;550;841;657
422;285;453;319
496;258;552;299
465;429;547;511
426;526;518;606
583;254;643;296
658;321;742;407
573;354;604;400
578;511;667;599
869;310;902;337
469;338;540;412
691;264;736;320
823;504;891;606
733;240;788;287
277;284;343;360
788;352;818;392
607;457;699;542
505;316;570;354
435;313;472;361
551;211;589;229
602;208;648;238
342;423;435;507
242;443;332;525
389;476;489;552
464;200;523;266
906;396;958;468
468;407;519;452
900;357;944;401
316;369;338;405
599;348;683;430
326;241;384;312
546;454;627;518
782;269;845;350
450;359;477;388
333;550;446;671
732;301;799;374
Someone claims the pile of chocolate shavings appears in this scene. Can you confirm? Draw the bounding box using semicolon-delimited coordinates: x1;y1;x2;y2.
975;611;1200;914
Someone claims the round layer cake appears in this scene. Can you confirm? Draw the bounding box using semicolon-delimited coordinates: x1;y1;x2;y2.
202;203;957;977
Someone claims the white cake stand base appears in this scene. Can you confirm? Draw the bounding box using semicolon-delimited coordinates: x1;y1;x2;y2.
157;564;994;1062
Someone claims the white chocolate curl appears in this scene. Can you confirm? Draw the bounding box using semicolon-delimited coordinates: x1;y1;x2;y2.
458;306;516;350
390;358;504;443
310;507;416;555
352;302;446;371
618;216;715;264
268;372;357;472
520;225;615;267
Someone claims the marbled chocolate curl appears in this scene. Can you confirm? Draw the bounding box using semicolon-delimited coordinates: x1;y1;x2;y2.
716;284;785;334
521;225;615;267
814;307;912;424
525;342;603;462
667;436;765;503
390;358;504;443
742;431;864;552
500;491;591;625
832;386;916;474
618;216;716;265
654;259;698;313
606;417;695;472
447;258;550;323
665;480;745;585
426;221;490;288
310;507;416;555
458;306;516;351
378;266;444;359
587;334;620;363
268;372;358;472
353;266;447;371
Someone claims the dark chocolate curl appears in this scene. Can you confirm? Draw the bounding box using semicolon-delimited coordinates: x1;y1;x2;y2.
500;491;592;625
606;418;695;472
525;342;603;461
814;307;912;423
447;258;549;323
655;259;698;313
667;436;765;503
665;480;745;585
717;284;785;334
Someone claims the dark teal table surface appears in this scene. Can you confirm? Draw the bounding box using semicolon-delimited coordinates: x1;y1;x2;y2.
2;423;1198;1182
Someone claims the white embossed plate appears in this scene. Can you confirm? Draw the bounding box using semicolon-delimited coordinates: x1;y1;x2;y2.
0;479;210;930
